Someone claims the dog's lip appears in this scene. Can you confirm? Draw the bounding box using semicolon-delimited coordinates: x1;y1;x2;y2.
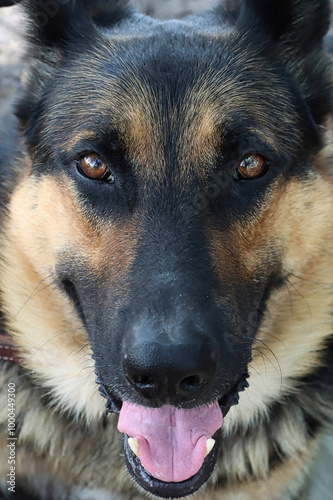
96;376;122;413
219;369;250;415
96;368;250;416
123;429;221;499
95;369;249;497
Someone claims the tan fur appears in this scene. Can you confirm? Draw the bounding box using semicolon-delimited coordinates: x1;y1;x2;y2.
61;130;99;151
1;145;331;499
0;363;322;500
0;5;332;498
208;162;333;430
198;440;318;499
42;35;297;185
0;172;140;421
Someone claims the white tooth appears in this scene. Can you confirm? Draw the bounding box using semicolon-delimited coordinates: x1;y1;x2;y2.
128;438;139;458
205;439;215;457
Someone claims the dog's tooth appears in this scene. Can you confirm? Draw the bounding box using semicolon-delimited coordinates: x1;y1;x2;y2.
128;438;140;458
205;439;215;457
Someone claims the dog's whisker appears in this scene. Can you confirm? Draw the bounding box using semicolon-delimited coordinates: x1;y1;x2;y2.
0;0;331;497
284;281;294;315
252;347;267;376
79;367;96;380
260;330;288;351
286;269;331;286
248;362;266;387
30;327;86;359
286;278;313;324
253;339;283;392
14;275;55;319
65;343;91;361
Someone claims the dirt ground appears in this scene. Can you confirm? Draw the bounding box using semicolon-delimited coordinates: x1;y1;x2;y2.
0;2;333;499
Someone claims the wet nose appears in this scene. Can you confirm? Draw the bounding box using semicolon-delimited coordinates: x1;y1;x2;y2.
122;329;216;404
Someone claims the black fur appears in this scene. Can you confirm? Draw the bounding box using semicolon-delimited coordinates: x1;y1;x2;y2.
0;1;332;499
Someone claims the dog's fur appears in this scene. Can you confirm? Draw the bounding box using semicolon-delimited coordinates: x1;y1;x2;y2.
0;0;333;499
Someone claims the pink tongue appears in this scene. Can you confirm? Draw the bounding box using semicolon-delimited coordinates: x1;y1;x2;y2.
118;401;223;483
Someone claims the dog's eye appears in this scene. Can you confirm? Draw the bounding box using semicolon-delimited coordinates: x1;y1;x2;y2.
236;154;268;180
77;154;115;182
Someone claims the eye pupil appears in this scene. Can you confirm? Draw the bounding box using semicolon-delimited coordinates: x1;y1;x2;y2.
78;154;114;182
237;154;267;180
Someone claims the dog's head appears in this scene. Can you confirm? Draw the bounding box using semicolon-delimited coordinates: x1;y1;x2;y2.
1;0;332;497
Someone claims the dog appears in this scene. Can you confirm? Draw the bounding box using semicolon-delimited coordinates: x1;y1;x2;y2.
0;0;332;499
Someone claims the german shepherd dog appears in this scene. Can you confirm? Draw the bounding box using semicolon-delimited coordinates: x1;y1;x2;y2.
0;0;332;499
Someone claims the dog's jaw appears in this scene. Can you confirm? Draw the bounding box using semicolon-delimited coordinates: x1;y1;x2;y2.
95;364;249;498
123;429;222;499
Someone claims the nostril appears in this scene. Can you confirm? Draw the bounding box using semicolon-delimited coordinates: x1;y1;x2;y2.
122;334;216;402
133;374;156;390
179;375;206;392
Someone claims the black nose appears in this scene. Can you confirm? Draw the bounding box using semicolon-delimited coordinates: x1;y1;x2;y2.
122;331;216;404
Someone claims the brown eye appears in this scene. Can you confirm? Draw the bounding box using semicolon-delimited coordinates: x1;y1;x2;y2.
78;154;114;182
237;154;268;180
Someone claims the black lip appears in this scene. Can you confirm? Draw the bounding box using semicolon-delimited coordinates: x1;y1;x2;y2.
94;367;122;413
123;430;221;499
95;366;250;497
95;368;250;416
219;369;250;415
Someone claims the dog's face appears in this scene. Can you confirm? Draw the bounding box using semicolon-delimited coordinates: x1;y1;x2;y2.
1;0;332;498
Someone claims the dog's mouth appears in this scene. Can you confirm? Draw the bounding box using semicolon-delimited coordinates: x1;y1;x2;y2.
123;427;222;498
97;371;249;498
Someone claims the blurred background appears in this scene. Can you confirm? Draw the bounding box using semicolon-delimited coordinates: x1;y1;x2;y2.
0;1;332;499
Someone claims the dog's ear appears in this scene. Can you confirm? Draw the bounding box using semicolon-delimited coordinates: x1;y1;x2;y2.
239;0;331;46
16;0;132;130
22;0;132;50
83;0;132;28
218;0;332;124
23;1;92;52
